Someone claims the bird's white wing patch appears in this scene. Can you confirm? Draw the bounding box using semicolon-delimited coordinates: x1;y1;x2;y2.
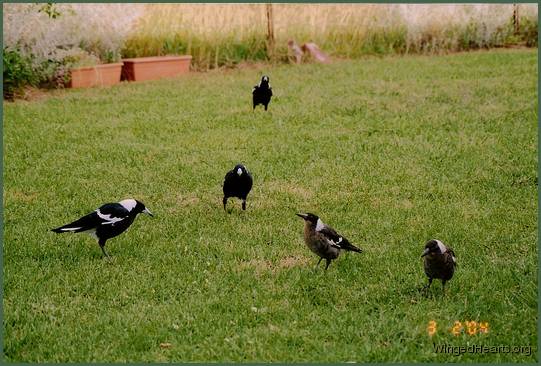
329;236;343;249
97;209;125;225
315;218;325;232
119;199;137;212
435;239;447;253
60;227;81;232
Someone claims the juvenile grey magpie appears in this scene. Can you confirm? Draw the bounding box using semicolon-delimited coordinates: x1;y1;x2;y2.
51;198;153;257
223;164;253;211
421;239;457;292
296;213;362;270
252;75;273;111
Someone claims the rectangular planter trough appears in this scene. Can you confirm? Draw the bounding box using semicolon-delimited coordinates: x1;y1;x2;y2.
121;55;192;82
69;63;123;88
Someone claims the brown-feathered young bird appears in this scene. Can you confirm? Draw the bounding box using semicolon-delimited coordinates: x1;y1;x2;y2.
252;75;272;111
421;239;457;292
296;213;362;270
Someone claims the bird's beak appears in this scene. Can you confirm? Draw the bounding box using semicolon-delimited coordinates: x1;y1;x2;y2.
143;208;154;217
421;248;430;257
296;213;308;220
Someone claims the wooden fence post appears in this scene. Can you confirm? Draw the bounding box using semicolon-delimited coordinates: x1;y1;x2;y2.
266;3;275;60
513;4;520;34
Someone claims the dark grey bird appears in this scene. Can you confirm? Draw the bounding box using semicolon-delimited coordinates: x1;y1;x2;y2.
223;164;253;211
421;239;457;292
252;75;273;111
51;198;153;258
296;212;362;270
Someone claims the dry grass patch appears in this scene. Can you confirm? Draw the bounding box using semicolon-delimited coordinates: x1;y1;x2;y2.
4;189;39;204
239;256;310;274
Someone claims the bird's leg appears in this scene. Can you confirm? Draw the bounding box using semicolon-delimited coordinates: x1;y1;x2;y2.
98;239;111;259
324;259;331;271
315;257;323;269
442;280;447;295
99;243;110;259
264;104;268;111
223;197;228;211
422;278;433;293
242;199;246;211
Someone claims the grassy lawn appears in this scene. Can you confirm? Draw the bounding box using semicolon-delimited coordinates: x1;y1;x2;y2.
3;49;538;362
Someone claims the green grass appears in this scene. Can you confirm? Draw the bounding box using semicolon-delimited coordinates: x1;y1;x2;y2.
3;49;538;362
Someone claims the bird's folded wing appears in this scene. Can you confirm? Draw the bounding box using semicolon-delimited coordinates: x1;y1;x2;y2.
318;226;345;248
446;248;457;265
245;172;253;190
96;203;129;225
223;170;237;191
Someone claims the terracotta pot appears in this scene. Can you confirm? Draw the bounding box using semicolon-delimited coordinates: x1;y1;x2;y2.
121;55;192;82
69;63;123;88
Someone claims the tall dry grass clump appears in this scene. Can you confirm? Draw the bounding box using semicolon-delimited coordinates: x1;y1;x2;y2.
123;4;538;70
122;4;268;70
272;4;407;57
399;4;538;52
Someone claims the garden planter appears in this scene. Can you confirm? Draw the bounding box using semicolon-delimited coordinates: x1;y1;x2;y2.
121;55;192;82
69;63;123;88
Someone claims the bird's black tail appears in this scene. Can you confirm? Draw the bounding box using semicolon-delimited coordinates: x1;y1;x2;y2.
51;213;97;233
341;241;363;253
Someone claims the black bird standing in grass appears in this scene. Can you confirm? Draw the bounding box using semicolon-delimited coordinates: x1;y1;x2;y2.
252;75;273;111
51;198;153;258
223;164;253;211
296;213;362;270
421;239;457;293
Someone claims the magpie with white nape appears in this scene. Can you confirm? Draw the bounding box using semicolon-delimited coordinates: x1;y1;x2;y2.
51;198;153;258
296;213;362;270
421;239;457;293
223;164;253;211
252;75;273;111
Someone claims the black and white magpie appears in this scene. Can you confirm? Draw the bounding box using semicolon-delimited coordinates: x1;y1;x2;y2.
296;213;362;270
421;239;457;292
252;75;273;111
51;198;153;257
223;164;253;211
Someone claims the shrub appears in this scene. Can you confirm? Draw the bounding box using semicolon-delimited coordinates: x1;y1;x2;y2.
3;47;38;100
517;16;538;47
3;3;143;98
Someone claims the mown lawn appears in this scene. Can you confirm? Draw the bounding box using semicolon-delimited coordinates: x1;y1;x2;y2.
3;49;538;362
